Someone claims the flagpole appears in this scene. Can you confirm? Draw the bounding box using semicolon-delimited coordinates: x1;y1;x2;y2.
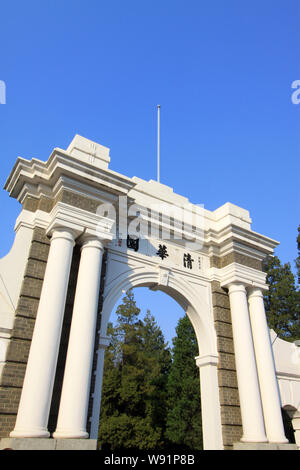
157;104;160;183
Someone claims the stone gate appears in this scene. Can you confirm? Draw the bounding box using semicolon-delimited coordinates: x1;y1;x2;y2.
0;135;299;450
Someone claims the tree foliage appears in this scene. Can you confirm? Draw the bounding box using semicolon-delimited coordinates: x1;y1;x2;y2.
165;315;203;450
98;291;203;451
98;290;171;451
263;225;300;342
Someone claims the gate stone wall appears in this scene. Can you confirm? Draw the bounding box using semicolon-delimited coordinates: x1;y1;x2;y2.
211;281;242;449
0;227;50;436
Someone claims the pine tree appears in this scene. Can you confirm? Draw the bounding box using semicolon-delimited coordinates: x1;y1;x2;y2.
141;310;171;442
98;290;171;450
165;315;203;450
263;255;300;342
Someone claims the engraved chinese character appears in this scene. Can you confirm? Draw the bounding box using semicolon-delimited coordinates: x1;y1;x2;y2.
127;234;139;252
183;253;194;269
156;244;169;260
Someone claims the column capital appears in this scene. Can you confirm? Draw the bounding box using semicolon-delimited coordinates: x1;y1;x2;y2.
227;282;247;294
211;262;268;291
46;201;115;244
50;228;76;244
79;234;105;252
247;286;264;299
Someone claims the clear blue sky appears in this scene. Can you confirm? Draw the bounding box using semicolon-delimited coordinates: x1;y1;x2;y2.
0;1;299;346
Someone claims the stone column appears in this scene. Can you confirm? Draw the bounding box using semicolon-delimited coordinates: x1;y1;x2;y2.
195;354;223;450
228;283;267;443
89;335;111;439
248;287;288;443
10;229;75;438
53;237;104;439
291;411;300;448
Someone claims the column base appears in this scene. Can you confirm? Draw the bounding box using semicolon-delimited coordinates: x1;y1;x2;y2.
268;437;289;444
240;436;268;443
0;438;97;450
234;442;298;451
10;429;50;438
52;430;89;439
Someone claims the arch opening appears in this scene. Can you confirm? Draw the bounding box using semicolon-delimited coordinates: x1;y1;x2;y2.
98;286;203;451
100;266;217;360
90;264;223;450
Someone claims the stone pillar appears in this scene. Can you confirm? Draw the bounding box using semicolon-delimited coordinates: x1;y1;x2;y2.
291;411;300;448
195;354;223;450
227;283;267;443
10;229;75;438
90;335;111;439
248;287;288;443
53;237;104;439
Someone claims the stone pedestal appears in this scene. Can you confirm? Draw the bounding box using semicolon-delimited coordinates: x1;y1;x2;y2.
0;438;97;450
233;442;298;450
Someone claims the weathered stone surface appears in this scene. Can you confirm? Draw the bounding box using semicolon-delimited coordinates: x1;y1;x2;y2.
5;338;31;363
24;258;47;279
222;426;243;448
214;321;233;339
0;227;50;437
218;369;238;388
210;252;263;271
22;196;39;213
217;336;235;355
212;306;232;323
56;190;99;214
0;387;22;414
16;296;40;319
22;196;54;214
212;292;230;309
219;387;240;406
29;241;50;262
12;317;35;341
0;362;26;388
37;197;54;213
218;352;236;371
220;406;242;425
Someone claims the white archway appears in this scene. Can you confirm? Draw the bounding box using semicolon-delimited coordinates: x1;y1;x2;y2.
2;134;295;450
90;260;223;450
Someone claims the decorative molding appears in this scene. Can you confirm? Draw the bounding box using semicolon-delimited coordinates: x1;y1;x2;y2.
157;266;170;287
46;202;115;243
208;262;268;290
195;354;219;368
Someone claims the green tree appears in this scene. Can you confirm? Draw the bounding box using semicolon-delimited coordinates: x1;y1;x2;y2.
98;290;171;450
141;310;171;441
263;255;300;342
165;315;203;450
